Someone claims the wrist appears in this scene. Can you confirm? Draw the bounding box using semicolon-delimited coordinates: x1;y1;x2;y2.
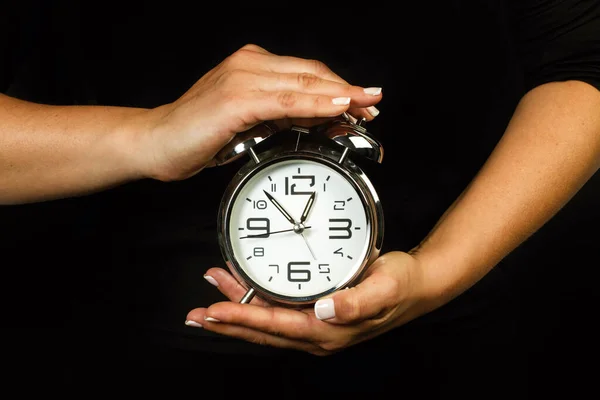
408;238;489;309
111;105;168;182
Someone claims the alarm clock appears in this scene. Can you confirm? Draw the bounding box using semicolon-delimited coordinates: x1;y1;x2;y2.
214;114;384;307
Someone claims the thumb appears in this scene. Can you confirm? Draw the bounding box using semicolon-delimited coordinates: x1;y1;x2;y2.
313;274;389;325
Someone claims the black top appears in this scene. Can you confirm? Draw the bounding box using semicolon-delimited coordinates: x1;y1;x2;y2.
1;0;599;359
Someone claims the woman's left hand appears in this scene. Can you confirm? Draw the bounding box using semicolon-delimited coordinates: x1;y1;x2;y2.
185;251;436;356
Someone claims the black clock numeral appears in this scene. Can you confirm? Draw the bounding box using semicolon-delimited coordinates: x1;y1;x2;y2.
246;217;270;238
333;200;345;210
288;261;311;282
318;263;330;274
268;264;279;282
333;248;353;260
285;175;315;195
253;247;265;257
329;218;352;239
269;264;280;274
253;200;267;210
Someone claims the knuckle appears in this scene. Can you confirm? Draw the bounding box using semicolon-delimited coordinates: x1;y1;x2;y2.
249;336;270;347
341;83;354;95
318;341;339;353
229;43;267;65
319;337;351;353
222;52;240;68
240;43;264;52
308;58;329;76
277;91;298;108
225;48;253;67
311;347;336;357
312;95;328;110
336;292;363;323
297;72;321;89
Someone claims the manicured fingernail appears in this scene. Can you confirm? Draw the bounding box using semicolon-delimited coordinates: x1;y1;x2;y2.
204;316;220;322
185;320;203;328
332;97;351;105
314;298;336;320
364;87;382;96
367;106;380;117
204;275;219;287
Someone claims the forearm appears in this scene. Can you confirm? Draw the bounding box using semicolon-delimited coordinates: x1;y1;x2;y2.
0;93;149;205
412;80;600;305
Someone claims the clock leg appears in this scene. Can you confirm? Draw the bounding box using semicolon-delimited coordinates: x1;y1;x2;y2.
239;287;256;304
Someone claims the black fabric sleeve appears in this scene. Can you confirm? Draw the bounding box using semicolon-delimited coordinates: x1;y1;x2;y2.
507;0;600;92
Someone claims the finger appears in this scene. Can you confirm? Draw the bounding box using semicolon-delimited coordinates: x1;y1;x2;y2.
203;267;270;307
234;91;353;122
200;301;328;342
255;71;382;109
184;307;327;355
348;104;381;121
313;259;399;325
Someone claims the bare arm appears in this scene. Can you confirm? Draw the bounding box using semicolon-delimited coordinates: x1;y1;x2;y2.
412;80;600;306
0;93;147;204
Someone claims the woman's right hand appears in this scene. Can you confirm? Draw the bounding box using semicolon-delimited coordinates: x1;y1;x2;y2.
132;43;382;181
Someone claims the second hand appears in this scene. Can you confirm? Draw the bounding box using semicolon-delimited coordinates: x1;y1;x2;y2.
239;226;312;239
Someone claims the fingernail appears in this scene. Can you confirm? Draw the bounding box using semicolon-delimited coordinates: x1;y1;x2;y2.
204;316;220;322
332;97;351;105
185;320;203;328
314;298;336;320
367;106;380;117
364;87;382;96
204;275;219;287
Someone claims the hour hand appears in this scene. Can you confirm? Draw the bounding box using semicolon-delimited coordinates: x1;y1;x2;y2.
300;191;316;224
263;190;296;225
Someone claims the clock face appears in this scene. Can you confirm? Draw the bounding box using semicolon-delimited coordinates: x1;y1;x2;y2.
226;157;372;302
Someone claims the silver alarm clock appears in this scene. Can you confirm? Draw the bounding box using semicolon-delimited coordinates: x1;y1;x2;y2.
214;114;384;307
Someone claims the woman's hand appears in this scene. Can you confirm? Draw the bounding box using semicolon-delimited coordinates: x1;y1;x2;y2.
1;42;381;205
185;251;438;356
134;43;382;182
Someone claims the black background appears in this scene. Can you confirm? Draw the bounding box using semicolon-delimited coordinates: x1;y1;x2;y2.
1;1;599;398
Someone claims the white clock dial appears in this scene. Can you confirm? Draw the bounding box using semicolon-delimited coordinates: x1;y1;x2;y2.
227;158;371;301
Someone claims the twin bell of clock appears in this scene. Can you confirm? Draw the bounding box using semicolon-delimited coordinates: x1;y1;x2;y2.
214;114;385;308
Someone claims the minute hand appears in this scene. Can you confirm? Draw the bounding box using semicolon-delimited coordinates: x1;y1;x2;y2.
263;190;296;225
